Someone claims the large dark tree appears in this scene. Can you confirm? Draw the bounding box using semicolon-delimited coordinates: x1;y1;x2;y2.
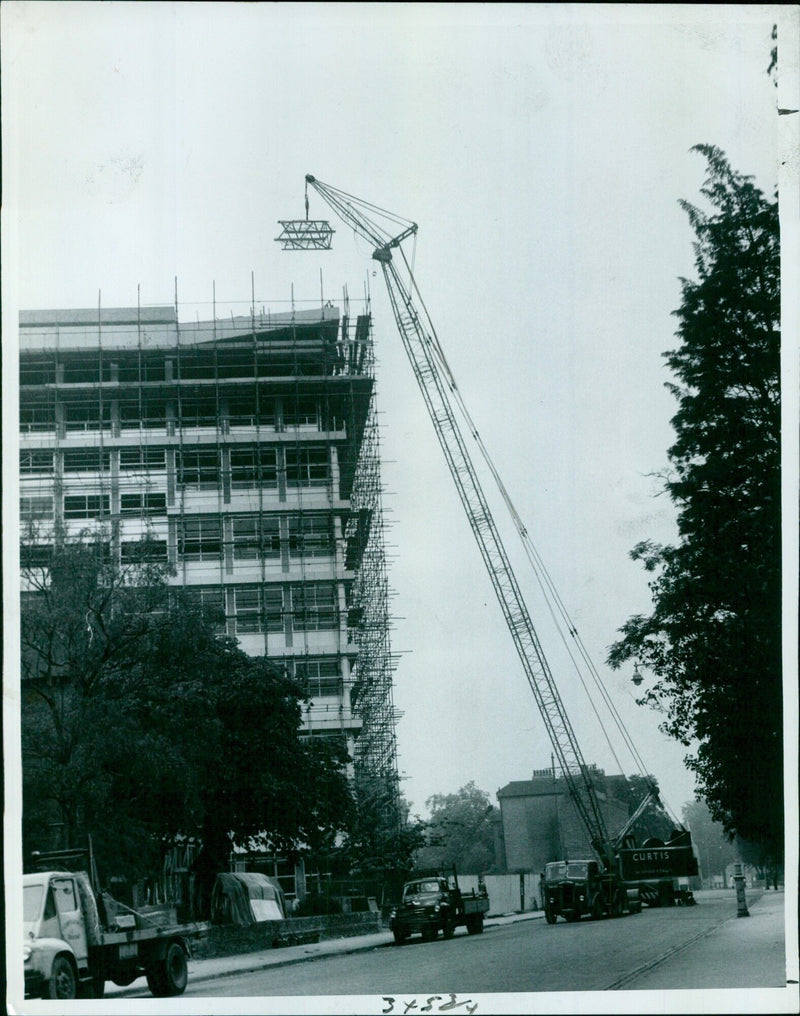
607;146;781;861
21;531;353;904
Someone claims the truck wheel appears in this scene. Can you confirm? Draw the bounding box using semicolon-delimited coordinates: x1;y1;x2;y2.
46;956;77;999
421;926;438;942
466;915;484;935
392;928;408;945
591;897;605;920
611;892;625;918
92;976;105;999
146;941;188;997
544;908;557;925
442;916;456;939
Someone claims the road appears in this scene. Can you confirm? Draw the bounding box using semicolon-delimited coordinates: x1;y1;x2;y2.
117;891;782;999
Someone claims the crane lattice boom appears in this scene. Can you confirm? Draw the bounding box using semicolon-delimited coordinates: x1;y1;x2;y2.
304;175;616;866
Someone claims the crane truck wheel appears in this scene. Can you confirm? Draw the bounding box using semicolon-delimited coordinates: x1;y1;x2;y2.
46;955;77;999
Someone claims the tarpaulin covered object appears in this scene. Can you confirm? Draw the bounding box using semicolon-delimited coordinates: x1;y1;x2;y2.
210;872;286;925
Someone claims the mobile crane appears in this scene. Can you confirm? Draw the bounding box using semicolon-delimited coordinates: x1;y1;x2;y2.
278;177;698;917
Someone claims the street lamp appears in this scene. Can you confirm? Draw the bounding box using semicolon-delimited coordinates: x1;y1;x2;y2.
632;663;643;687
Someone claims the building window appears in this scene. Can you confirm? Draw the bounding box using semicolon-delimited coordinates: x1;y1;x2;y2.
177;448;220;487
178;352;217;381
63;448;111;472
227;396;276;429
20;402;56;432
264;587;284;632
121;539;168;563
20;544;54;568
232;516;281;560
230;447;278;488
63;401;112;431
20;357;57;386
61;356;112;385
119;399;167;430
233;587;261;633
232;585;284;634
20;450;54;474
119;447;167;470
63;494;110;519
285;447;328;487
288;515;334;557
178;396;218;428
290;583;337;631
293;657;342;697
283;396;319;429
182;587;226;632
178;517;222;561
20;496;54;521
120;492;167;516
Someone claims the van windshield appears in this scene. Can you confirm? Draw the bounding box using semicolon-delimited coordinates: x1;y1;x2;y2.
24;884;43;925
405;881;442;897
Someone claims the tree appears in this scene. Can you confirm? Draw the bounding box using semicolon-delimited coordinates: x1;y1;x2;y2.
21;531;354;905
607;146;781;859
414;782;497;873
681;799;738;884
340;775;426;878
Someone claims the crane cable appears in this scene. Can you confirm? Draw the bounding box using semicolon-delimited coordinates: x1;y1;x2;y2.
395;243;681;827
305;178;680;825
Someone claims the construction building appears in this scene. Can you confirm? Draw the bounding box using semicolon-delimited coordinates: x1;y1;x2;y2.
18;295;400;842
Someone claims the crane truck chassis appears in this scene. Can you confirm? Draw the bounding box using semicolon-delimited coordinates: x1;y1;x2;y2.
23;868;205;999
541;860;641;923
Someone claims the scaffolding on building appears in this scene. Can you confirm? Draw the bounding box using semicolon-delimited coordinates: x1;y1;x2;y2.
19;280;402;858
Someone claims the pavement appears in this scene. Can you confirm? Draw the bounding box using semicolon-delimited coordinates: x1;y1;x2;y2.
107;886;796;999
610;887;793;992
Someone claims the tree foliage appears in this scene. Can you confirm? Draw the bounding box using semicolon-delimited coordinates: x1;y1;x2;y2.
681;799;738;881
340;775;426;878
21;533;353;898
414;782;497;873
607;146;782;858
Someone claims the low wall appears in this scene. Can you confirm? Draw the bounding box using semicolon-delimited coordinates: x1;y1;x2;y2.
192;912;382;960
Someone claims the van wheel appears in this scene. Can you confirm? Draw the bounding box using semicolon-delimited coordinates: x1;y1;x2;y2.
46;956;77;999
146;941;188;997
466;915;484;934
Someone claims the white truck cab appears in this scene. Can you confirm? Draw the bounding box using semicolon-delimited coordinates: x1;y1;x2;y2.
24;872;89;999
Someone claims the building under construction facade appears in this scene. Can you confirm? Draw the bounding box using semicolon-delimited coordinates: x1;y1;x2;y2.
18;297;400;796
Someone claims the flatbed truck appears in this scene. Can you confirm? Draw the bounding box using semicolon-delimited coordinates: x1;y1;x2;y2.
23;868;207;999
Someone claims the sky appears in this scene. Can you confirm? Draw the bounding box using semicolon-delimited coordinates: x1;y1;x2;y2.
1;4;791;828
